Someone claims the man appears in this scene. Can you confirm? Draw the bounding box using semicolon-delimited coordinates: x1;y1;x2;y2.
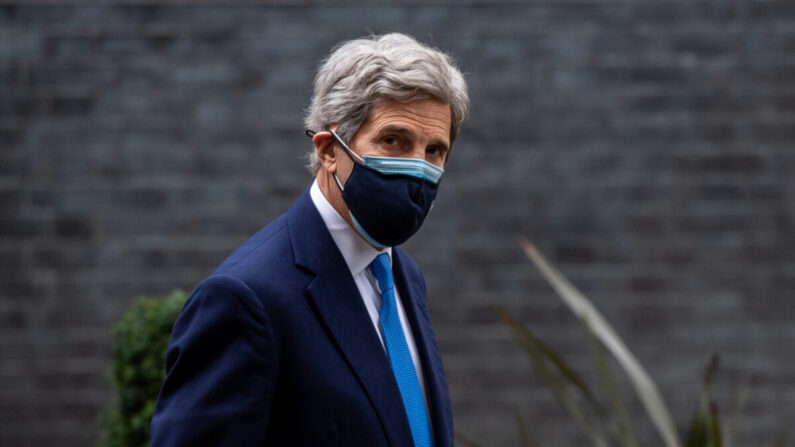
150;33;469;447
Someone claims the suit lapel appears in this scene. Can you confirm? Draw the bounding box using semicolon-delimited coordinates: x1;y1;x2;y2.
286;188;414;447
392;248;454;447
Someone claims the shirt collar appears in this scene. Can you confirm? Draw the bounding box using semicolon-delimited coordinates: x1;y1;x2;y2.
309;179;392;275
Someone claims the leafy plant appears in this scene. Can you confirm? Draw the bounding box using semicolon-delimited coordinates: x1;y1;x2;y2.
457;239;785;447
99;290;188;447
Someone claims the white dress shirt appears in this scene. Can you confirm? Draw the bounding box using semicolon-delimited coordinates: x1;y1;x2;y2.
309;179;432;422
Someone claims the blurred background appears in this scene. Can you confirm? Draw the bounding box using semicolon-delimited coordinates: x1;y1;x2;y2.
1;1;794;446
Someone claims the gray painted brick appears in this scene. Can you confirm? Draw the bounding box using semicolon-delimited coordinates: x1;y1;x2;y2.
2;2;794;446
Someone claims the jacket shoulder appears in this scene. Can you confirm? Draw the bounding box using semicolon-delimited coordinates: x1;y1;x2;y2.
204;211;314;314
212;214;292;279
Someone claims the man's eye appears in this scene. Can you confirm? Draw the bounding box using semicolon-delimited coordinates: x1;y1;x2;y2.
383;136;399;145
427;146;441;156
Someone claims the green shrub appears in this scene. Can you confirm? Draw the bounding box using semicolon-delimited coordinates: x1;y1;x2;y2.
99;290;188;447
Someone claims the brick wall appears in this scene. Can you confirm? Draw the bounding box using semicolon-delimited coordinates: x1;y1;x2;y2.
1;2;793;446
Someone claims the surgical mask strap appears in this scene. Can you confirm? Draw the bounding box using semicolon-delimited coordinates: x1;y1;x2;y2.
332;172;345;192
305;128;363;192
305;128;364;164
327;129;365;163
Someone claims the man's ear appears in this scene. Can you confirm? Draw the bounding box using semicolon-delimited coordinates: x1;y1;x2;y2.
312;131;337;174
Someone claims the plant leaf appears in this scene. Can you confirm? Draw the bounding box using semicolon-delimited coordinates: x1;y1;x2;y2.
496;306;610;447
587;328;638;447
520;238;683;447
686;355;719;447
685;401;709;447
709;401;722;447
496;306;599;408
514;407;542;447
723;374;754;447
703;355;719;390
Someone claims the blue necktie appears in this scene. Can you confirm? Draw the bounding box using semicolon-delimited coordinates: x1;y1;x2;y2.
369;253;433;447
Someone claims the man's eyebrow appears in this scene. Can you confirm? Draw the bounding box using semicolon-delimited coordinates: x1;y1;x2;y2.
378;125;413;137
378;125;450;152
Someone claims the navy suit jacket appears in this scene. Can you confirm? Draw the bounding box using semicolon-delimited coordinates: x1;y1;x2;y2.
150;187;454;446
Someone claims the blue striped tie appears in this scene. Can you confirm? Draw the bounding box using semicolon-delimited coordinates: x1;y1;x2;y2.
369;253;433;447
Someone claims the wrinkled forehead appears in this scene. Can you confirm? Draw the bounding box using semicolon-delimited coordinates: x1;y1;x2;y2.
362;98;452;145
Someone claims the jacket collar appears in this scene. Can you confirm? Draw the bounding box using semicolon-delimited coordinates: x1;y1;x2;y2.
286;185;451;446
286;186;414;446
392;248;454;447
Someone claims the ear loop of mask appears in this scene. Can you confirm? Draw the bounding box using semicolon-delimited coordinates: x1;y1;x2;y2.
305;128;364;192
327;129;365;163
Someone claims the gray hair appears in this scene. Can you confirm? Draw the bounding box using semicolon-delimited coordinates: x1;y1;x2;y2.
304;33;469;174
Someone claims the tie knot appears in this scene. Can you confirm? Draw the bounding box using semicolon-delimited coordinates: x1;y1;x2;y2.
368;253;393;293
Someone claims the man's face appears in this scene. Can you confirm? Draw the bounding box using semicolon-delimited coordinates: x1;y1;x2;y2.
314;97;452;248
335;98;452;186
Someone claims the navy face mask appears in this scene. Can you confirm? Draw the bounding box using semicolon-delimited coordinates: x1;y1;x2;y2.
319;129;444;248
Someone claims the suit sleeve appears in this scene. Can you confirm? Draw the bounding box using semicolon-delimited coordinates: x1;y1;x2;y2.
150;274;279;446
